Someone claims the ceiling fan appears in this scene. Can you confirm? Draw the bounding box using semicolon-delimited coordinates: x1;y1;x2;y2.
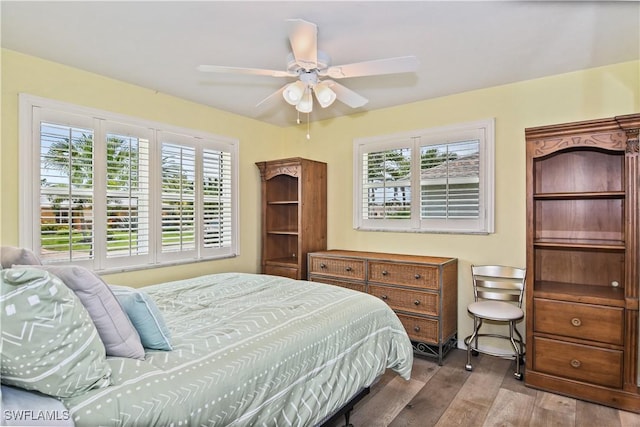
197;19;419;118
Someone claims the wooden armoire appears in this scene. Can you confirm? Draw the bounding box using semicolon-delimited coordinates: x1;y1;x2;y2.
256;157;327;280
525;113;640;412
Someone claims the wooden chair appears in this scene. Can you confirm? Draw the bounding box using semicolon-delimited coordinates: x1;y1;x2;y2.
464;265;526;380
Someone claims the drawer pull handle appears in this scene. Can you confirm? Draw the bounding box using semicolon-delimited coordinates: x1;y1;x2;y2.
320;263;326;269
414;274;421;279
571;318;582;327
381;295;388;300
382;270;389;276
414;300;420;306
345;266;352;272
570;359;581;369
414;326;421;332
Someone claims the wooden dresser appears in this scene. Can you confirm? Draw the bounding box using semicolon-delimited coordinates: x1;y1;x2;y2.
308;250;458;364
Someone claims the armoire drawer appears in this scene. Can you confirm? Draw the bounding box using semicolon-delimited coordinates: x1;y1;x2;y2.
308;256;366;281
533;337;623;389
534;298;624;345
397;313;438;344
368;261;438;290
309;276;366;293
369;284;438;316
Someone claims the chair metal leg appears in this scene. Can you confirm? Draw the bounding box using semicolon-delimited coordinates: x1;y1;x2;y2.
465;317;482;372
509;321;523;380
471;318;480;357
514;324;526;365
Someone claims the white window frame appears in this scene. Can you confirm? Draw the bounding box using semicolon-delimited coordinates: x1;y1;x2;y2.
18;94;239;273
353;119;495;234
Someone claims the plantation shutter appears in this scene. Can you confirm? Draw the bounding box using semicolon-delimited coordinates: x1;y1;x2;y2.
202;148;233;252
160;142;197;255
361;147;412;221
39;120;95;263
420;140;480;220
103;124;152;267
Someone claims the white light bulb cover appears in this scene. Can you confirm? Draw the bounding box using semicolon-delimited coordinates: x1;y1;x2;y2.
314;82;337;108
295;89;313;113
283;81;305;105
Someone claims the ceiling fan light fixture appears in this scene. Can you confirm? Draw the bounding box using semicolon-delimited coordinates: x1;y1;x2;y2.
295;88;313;113
314;82;337;108
283;81;306;105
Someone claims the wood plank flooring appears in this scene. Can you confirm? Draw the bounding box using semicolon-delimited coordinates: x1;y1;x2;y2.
328;349;640;427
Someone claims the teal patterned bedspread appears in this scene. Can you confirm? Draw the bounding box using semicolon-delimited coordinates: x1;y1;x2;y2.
62;273;413;426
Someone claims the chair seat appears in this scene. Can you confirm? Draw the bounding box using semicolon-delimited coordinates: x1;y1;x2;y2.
468;300;524;321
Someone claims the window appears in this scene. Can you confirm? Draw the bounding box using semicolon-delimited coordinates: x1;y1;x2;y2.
354;119;494;234
19;94;238;272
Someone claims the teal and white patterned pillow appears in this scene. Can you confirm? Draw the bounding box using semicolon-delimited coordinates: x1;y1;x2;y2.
0;268;112;398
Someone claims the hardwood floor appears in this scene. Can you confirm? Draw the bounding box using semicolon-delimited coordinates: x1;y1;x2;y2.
329;349;640;427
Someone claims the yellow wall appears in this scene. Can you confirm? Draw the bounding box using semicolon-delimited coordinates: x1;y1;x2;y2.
0;49;285;285
2;48;638;348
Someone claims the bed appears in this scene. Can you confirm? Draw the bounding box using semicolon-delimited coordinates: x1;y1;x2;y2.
1;250;413;427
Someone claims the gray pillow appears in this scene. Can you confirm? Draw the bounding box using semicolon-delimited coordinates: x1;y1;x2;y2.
0;268;112;398
1;247;41;269
14;265;145;360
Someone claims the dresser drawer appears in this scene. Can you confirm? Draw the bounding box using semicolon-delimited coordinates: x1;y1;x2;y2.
309;276;366;293
533;337;623;388
534;299;624;345
368;261;439;290
397;313;438;344
308;256;366;281
369;284;438;316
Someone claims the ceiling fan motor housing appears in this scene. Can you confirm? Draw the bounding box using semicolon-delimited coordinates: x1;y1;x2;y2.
286;51;330;73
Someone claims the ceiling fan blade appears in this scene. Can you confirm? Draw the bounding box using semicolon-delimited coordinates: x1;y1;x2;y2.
255;84;287;110
324;80;368;108
197;64;294;78
322;56;419;79
287;19;318;71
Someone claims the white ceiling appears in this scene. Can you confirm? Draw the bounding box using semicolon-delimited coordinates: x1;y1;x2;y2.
2;1;639;127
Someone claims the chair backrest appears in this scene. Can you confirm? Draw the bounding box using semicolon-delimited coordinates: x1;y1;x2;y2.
471;265;526;307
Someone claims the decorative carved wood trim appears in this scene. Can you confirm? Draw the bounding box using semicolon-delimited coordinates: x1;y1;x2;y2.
615;113;640;154
624;129;639;154
528;132;627;157
256;157;305;181
264;165;301;181
526;114;640;158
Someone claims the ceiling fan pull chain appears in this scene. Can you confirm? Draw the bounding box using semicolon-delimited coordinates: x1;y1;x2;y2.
306;113;311;140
